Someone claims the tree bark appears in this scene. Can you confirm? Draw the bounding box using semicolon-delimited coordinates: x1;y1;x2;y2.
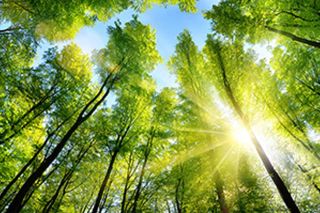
131;157;147;213
296;163;320;193
80;188;96;213
42;173;71;213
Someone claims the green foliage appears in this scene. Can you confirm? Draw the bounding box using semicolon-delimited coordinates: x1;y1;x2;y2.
205;0;320;46
1;0;197;41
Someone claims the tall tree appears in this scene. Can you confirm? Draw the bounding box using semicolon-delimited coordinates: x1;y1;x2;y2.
204;38;300;212
205;0;320;48
5;17;160;212
92;77;156;213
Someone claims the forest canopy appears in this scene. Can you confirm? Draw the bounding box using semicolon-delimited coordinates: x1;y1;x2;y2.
0;0;319;212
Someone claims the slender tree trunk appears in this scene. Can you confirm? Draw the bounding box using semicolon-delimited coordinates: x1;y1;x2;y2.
92;150;119;213
175;178;182;213
297;163;320;193
42;174;71;213
12;86;55;124
0;190;16;212
98;177;114;213
131;134;153;213
279;107;320;158
1;100;52;144
80;188;96;213
265;99;316;154
260;96;320;161
121;152;137;213
295;77;320;97
0;110;76;203
287;155;320;194
0;84;60;144
215;173;229;213
93;114;134;213
43;141;92;213
0;26;23;34
11;1;34;14
20;146;74;210
213;44;300;213
131;158;147;213
53;178;70;213
6;72;117;213
0;137;49;203
266;26;320;48
166;200;172;213
120;174;130;213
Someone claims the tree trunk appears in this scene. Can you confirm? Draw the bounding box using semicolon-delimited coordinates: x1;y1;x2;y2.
131;134;153;213
175;177;183;213
213;44;300;213
121;152;137;213
54;178;70;213
0;138;49;204
287;155;320;194
43;141;92;213
98;177;114;213
92;118;132;213
80;188;96;213
266;26;320;48
120;174;130;213
0;84;61;144
166;200;172;213
42;174;71;213
0;110;76;203
263;98;319;160
215;173;229;213
20;147;74;210
131;159;147;213
0;26;23;34
6;73;117;213
92;150;119;213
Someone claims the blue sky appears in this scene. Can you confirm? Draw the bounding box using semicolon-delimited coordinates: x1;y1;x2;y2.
35;0;220;90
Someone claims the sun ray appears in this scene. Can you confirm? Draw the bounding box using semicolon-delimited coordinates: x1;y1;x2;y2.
210;145;235;176
171;126;227;135
173;141;228;166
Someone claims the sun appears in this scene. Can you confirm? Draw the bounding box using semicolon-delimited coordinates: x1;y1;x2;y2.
231;126;252;146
